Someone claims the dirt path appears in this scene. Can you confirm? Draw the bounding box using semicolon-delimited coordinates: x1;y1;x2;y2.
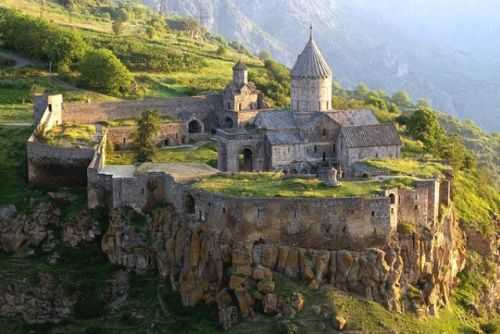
0;122;32;127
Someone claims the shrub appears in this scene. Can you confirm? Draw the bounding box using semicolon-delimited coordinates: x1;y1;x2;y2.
480;323;499;334
79;49;132;95
0;8;87;69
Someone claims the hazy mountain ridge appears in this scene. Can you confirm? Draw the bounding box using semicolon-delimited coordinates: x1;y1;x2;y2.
146;0;500;132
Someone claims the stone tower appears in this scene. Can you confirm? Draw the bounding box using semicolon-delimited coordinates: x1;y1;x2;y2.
291;27;332;113
233;61;248;88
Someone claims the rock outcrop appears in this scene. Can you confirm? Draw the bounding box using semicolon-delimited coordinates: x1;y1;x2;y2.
0;272;75;324
0;203;60;253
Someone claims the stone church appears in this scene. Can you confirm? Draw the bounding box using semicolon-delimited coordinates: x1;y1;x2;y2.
217;31;402;176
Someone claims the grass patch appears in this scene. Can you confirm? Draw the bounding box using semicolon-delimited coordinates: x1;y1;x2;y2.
0;103;32;122
107;142;217;166
364;158;449;178
101;115;176;128
194;173;416;198
41;123;97;147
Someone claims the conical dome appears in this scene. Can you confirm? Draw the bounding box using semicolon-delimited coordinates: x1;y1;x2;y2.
291;34;332;80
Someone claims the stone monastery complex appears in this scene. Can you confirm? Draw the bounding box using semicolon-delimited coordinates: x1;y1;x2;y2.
24;30;459;315
25;29;454;249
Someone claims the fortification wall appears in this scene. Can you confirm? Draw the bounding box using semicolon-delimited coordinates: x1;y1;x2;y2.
27;135;95;186
63;95;223;125
155;176;393;250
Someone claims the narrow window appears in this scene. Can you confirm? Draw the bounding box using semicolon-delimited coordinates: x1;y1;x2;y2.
48;104;52;112
314;145;318;153
371;211;375;217
123;138;126;144
322;152;326;161
239;103;242;111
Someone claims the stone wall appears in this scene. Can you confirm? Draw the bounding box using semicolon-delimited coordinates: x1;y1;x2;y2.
143;173;394;251
33;95;63;129
340;145;401;175
63;95;223;127
27;135;95;186
107;123;188;149
216;131;267;172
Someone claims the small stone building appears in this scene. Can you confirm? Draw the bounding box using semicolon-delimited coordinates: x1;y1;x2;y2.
216;31;402;175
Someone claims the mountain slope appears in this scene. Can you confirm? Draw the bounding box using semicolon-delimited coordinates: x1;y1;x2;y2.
148;0;500;132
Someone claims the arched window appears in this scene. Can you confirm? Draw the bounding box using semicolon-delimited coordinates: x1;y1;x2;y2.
322;129;327;137
322;152;326;161
314;145;318;153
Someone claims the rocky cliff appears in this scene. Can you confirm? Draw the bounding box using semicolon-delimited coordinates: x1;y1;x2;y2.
100;202;467;328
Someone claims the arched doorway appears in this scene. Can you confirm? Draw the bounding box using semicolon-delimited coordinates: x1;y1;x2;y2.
184;194;195;214
239;148;253;172
389;193;396;205
225;117;234;128
188;120;202;134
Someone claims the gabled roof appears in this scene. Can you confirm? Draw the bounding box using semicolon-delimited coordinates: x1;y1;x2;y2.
254;111;296;130
291;34;332;80
340;124;402;148
325;109;379;127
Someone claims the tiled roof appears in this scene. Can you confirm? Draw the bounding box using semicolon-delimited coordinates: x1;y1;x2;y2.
340;124;402;148
291;37;332;80
255;110;296;130
325;109;379;127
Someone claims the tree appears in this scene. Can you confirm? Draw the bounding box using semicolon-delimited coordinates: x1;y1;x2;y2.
440;135;467;170
354;84;370;98
216;45;227;56
258;50;272;61
407;107;444;152
134;110;161;162
392;90;412;107
80;49;132;95
145;25;155;39
112;20;125;35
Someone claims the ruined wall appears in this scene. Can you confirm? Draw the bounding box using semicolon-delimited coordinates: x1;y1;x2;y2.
107;123;188;149
33;95;63;129
27;135;95;186
63;95;222;127
395;180;440;228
